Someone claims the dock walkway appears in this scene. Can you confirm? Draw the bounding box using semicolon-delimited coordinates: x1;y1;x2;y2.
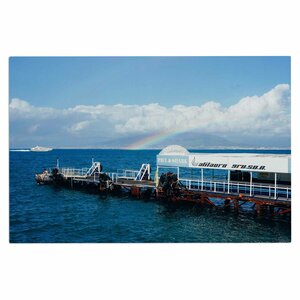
36;145;291;218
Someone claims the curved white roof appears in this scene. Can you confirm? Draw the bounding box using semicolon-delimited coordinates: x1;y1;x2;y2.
159;145;190;156
157;148;291;173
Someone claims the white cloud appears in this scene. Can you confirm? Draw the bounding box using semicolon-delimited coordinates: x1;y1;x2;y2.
9;98;62;120
68;120;91;133
9;98;32;111
115;84;290;136
9;84;290;147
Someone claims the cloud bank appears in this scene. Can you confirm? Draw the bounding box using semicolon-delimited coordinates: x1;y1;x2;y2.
9;84;291;148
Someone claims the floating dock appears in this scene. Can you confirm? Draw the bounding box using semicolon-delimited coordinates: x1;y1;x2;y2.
35;145;291;219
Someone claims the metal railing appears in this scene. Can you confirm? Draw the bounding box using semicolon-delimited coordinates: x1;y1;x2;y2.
60;165;141;183
179;178;291;200
135;164;151;181
116;169;139;179
61;168;90;177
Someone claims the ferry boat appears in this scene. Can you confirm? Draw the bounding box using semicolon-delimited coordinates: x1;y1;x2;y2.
30;145;53;152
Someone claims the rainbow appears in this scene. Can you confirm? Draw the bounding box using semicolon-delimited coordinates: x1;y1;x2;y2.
124;127;188;150
123;105;207;149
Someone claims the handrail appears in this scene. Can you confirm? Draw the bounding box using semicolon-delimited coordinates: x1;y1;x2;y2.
61;168;89;177
135;164;150;181
116;169;139;179
179;177;291;200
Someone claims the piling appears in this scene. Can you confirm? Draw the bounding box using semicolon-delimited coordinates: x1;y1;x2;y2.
34;149;291;221
256;203;262;215
234;199;239;212
224;198;231;207
131;186;141;198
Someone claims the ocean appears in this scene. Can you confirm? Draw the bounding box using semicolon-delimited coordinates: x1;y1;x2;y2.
9;149;291;243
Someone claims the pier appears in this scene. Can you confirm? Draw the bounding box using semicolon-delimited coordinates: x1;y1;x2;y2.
35;145;291;219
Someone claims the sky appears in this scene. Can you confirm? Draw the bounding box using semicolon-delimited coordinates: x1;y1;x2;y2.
9;56;291;149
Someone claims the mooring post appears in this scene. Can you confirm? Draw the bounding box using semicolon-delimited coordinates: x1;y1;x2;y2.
256;203;262;215
200;193;206;205
131;186;141;198
234;198;239;211
224;198;231;207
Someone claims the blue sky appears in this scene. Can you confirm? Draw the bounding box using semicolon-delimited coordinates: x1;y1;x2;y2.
9;57;291;148
10;56;290;108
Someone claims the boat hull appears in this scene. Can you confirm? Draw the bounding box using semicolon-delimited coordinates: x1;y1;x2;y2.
30;146;52;152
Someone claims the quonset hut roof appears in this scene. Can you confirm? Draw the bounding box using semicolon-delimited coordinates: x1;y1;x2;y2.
159;145;190;156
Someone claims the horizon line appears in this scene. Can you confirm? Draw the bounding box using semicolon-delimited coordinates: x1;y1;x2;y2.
9;146;292;151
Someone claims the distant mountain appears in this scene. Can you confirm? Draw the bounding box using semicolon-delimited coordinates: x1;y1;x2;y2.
10;128;290;150
94;131;253;149
149;132;247;149
88;134;147;148
49;131;290;149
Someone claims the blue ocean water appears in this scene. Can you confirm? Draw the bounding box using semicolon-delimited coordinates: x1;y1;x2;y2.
9;149;291;243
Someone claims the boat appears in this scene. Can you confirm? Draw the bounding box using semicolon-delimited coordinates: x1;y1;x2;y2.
30;145;53;152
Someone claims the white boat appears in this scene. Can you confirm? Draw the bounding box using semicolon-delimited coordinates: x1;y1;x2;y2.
30;145;53;152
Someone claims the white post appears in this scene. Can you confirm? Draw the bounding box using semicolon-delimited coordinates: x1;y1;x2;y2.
56;157;59;169
177;167;179;179
250;172;252;196
155;166;159;187
274;173;277;199
148;164;151;180
201;168;203;191
227;170;230;194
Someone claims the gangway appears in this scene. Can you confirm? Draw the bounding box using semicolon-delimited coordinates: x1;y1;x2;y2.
86;162;102;176
135;164;151;181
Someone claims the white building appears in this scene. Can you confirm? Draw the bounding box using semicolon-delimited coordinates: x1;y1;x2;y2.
156;145;291;199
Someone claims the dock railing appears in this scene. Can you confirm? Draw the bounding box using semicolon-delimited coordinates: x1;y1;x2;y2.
60;166;141;183
116;169;139;180
179;177;291;200
61;168;90;177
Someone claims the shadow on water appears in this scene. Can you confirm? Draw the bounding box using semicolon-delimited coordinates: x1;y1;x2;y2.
42;182;291;225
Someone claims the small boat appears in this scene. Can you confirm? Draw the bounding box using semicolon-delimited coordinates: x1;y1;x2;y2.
35;169;53;184
30;145;53;152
